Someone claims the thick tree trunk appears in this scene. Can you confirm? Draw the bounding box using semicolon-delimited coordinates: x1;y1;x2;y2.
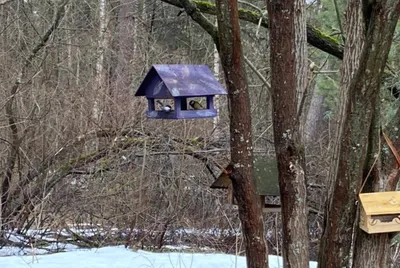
266;0;309;267
354;226;391;267
353;96;392;268
215;1;267;268
352;3;400;262
318;1;400;267
318;4;364;266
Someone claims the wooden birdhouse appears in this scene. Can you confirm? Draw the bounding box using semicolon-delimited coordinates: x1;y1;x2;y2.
135;64;227;119
211;156;281;213
359;191;400;234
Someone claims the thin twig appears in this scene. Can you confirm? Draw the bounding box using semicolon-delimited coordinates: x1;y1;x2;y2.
332;0;345;43
244;56;271;91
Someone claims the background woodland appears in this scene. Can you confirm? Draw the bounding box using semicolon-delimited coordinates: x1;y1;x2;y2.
0;0;399;266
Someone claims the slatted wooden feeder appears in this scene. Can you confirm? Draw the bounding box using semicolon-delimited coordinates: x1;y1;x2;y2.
359;191;400;234
211;156;281;213
135;64;227;119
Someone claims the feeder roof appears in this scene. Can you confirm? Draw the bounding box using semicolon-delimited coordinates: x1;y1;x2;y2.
359;191;400;215
135;64;227;97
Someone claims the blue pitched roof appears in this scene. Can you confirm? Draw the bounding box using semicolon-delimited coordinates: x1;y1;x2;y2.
135;64;227;97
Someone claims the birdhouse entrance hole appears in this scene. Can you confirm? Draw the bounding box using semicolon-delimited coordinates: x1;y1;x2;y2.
371;214;400;223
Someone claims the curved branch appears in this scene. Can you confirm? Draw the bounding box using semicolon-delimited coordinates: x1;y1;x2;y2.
178;0;270;88
161;0;344;59
178;0;219;48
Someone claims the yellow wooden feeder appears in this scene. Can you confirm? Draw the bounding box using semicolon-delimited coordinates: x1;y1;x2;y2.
359;191;400;234
210;156;281;213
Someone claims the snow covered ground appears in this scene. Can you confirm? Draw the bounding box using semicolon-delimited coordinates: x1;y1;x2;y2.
0;227;317;267
0;245;317;268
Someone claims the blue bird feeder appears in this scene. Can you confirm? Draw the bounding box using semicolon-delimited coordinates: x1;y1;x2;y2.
135;64;227;119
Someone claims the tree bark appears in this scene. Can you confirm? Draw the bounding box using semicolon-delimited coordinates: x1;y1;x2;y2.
93;0;109;123
266;0;309;267
304;90;325;145
212;42;221;130
318;1;400;267
215;1;267;268
352;2;400;267
318;2;365;266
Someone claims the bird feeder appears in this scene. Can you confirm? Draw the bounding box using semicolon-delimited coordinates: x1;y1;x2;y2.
359;191;400;234
135;64;227;119
211;156;281;213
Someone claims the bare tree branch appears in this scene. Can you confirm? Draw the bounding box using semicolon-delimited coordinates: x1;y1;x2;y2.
1;0;70;228
177;0;219;46
177;0;270;89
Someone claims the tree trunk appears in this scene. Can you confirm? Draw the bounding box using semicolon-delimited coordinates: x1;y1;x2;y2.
353;93;392;267
215;1;267;268
304;87;326;145
212;42;221;130
317;2;365;266
352;3;400;266
93;0;109;123
318;1;400;267
266;0;309;267
107;0;136;122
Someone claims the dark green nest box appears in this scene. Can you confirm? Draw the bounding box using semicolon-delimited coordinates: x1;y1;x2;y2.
211;156;280;212
253;156;280;196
